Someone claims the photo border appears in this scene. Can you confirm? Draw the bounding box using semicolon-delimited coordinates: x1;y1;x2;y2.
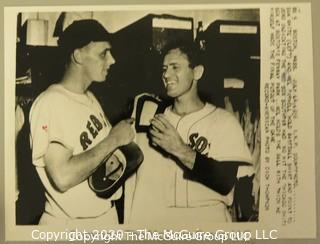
1;0;319;243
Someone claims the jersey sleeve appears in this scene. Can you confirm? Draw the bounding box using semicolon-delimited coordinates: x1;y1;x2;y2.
209;112;252;164
29;94;73;167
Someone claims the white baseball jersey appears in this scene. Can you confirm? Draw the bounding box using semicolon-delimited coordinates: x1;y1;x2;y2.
125;101;252;224
29;84;121;225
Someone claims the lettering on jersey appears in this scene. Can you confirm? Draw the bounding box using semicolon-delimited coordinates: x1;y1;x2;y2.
90;115;103;131
80;114;104;150
189;133;210;155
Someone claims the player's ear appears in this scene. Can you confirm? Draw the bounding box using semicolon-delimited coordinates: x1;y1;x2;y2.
193;64;204;81
71;49;82;65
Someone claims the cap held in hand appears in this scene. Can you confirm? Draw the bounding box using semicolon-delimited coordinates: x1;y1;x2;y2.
88;142;144;198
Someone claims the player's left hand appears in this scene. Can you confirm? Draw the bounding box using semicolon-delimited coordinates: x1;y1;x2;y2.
149;114;186;156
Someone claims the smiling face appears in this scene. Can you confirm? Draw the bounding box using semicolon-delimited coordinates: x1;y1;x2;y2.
162;48;197;98
80;41;115;82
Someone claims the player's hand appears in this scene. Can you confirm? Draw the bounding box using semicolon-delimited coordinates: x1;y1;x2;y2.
109;118;135;147
149;114;186;156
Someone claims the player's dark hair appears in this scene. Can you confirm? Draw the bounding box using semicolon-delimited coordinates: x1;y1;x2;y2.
162;40;202;68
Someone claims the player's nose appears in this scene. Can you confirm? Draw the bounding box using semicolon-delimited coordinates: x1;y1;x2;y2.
162;67;172;79
106;52;116;66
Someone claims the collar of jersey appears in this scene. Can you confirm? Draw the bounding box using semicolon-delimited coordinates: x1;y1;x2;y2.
48;84;95;106
166;102;217;120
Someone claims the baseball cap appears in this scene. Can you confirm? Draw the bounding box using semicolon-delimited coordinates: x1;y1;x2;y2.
58;19;113;55
88;142;144;199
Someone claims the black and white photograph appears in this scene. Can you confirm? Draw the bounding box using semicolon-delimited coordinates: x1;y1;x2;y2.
3;3;316;242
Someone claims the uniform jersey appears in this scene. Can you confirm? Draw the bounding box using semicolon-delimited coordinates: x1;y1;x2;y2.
125;101;252;225
29;84;121;225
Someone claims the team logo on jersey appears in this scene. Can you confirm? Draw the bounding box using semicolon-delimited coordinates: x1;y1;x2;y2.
189;133;210;156
80;114;104;150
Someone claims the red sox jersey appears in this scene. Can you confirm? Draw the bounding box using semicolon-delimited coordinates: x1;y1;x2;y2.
29;84;121;225
125;100;252;224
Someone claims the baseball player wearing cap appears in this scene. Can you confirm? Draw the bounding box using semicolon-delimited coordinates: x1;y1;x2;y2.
125;41;253;225
29;19;135;226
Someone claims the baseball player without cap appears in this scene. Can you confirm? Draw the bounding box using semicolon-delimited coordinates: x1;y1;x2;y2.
58;19;113;54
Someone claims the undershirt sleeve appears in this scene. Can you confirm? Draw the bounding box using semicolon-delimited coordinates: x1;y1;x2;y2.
186;152;250;195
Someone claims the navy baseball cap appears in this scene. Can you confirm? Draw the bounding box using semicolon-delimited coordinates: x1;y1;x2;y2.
88;142;144;199
58;19;113;55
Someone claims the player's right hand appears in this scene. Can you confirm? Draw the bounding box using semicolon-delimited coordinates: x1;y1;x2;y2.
109;118;135;147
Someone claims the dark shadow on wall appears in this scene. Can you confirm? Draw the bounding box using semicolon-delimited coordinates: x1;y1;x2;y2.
15;102;45;225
